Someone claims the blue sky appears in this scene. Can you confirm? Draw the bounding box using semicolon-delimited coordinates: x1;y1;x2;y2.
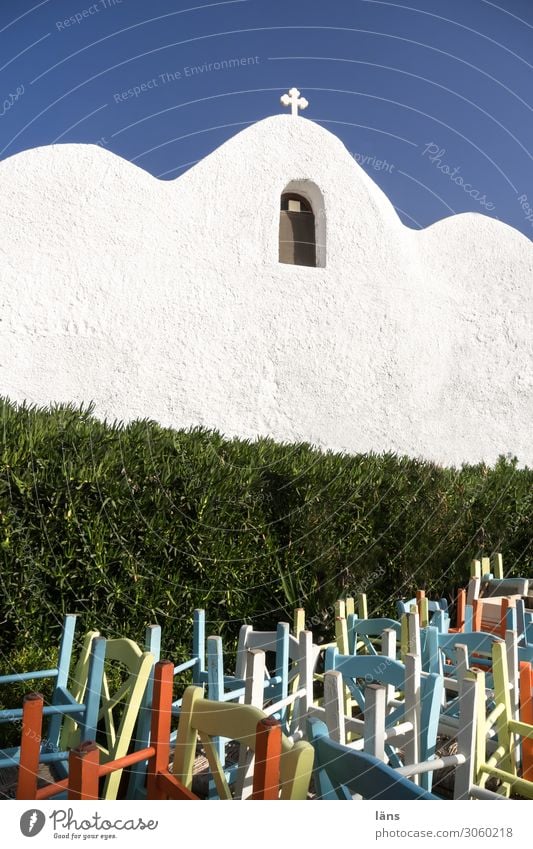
0;0;532;236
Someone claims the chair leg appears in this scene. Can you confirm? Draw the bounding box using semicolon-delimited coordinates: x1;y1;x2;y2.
146;660;174;800
68;742;100;800
16;693;44;800
251;718;282;800
126;625;162;799
520;662;533;781
47;615;78;750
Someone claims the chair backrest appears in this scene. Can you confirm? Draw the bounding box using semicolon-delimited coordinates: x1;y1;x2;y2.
325;648;409;716
472;596;521;637
235;622;299;675
172;685;313;799
234;622;301;723
396;597;448;618
433;630;503;674
347;615;401;656
307;718;439;799
480;578;529;598
172;608;207;691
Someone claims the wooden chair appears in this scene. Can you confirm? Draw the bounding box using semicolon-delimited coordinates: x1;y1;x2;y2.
332;616;405;721
422;626;504;737
424;627;502;681
207;623;290;709
1;614;79;764
172;623;314;797
59;634;155;799
16;660;195;801
345;615;402;657
206;622;316;731
307;717;440;800
454;641;533;799
172;684;314;799
321;647;443;791
0;626;105;780
396;591;448;625
471;596;520;638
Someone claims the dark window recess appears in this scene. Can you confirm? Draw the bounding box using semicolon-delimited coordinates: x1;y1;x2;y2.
279;193;317;267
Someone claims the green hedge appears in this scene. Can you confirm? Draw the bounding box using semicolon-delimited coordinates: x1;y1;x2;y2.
1;397;531;667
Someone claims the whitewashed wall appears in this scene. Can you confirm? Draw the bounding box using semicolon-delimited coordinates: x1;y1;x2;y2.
0;115;531;466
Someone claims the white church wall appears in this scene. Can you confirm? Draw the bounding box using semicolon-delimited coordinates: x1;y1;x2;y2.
0;115;531;467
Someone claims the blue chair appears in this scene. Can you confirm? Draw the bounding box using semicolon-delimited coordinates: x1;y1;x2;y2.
422;626;503;736
324;648;443;791
506;601;533;650
396;597;448;619
423;627;501;682
307;718;440;799
0;623;105;783
346;615;401;656
171;609;208;697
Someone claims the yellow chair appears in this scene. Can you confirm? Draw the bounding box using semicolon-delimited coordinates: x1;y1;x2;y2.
455;641;533;799
173;685;313;799
61;635;153;800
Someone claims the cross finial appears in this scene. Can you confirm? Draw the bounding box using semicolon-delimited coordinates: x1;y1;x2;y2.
280;87;309;117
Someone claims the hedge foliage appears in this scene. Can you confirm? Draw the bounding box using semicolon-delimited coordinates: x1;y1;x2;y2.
0;398;531;667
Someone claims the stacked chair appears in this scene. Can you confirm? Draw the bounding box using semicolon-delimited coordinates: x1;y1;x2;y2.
0;616;106;787
3;551;533;801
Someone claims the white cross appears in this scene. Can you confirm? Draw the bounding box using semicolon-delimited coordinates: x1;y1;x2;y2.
280;87;309;117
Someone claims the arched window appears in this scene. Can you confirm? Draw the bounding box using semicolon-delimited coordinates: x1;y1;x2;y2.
279;192;317;267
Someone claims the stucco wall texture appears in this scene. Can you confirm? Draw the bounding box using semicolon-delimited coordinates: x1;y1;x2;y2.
1;115;531;467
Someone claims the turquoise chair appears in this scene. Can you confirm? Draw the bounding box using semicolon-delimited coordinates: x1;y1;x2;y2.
307;718;440;800
169;609;209;728
424;627;501;677
506;601;533;650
